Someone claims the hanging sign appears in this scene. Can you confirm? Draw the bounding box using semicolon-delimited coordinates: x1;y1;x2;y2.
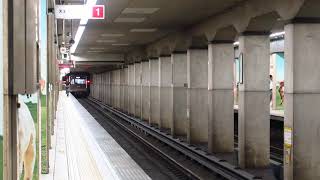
55;5;105;19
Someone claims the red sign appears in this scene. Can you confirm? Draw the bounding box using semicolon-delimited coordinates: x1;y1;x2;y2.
92;5;104;19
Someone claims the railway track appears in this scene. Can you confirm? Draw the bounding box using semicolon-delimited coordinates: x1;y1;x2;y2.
80;98;267;180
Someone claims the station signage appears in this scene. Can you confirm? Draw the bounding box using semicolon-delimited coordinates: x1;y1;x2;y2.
55;5;105;19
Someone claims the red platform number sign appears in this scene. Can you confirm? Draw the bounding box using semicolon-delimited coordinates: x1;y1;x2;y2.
92;5;104;19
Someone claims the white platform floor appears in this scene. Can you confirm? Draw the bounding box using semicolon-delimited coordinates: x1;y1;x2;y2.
41;93;150;180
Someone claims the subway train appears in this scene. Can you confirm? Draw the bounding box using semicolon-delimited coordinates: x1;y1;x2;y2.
63;72;91;98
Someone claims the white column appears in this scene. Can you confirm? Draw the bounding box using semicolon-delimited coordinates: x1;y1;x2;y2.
284;23;320;180
128;65;135;115
238;34;270;168
149;58;160;126
134;63;142;117
159;56;173;130
115;70;121;109
171;53;188;136
208;42;234;153
141;61;150;121
187;49;208;144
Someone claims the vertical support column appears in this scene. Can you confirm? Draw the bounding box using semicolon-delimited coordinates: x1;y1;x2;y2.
149;58;160;126
128;65;135;115
238;34;270;168
141;61;150;121
107;71;111;105
120;68;125;111
187;49;208;144
159;56;173;130
99;74;102;101
93;74;96;98
116;69;121;109
124;67;129;113
171;53;188;136
208;42;234;153
134;62;142;117
284;23;320;180
111;71;115;107
104;73;107;104
102;73;105;103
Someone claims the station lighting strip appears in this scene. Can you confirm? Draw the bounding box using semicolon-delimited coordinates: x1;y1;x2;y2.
70;0;97;53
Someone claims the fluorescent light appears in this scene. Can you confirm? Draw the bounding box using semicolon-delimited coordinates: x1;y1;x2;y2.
70;26;85;53
87;50;105;53
112;43;130;46
114;17;145;23
70;0;98;53
96;39;117;43
233;41;239;46
122;8;159;14
80;19;88;25
89;47;106;50
270;31;285;38
101;33;124;37
86;0;97;6
130;28;157;32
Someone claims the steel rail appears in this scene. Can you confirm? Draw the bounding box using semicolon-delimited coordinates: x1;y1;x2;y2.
88;97;261;180
82;98;201;180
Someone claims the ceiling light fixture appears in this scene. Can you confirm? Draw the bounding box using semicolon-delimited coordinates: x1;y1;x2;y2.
112;43;130;46
122;8;159;14
70;0;97;53
96;39;117;43
130;28;157;32
89;47;106;50
87;50;105;53
70;26;85;53
101;33;125;37
114;17;146;23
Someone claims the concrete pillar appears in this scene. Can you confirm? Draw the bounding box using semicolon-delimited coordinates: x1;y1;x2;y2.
124;67;129;113
284;23;320;180
105;73;108;104
159;56;173;130
110;71;114;106
98;74;101;100
149;58;160;126
102;73;105;103
91;74;95;98
208;42;234;153
128;65;135;115
187;49;208;144
134;63;142;117
141;61;150;121
104;73;108;104
120;68;125;111
171;53;188;136
115;70;121;109
238;34;270;168
94;74;97;99
100;74;103;101
105;72;109;105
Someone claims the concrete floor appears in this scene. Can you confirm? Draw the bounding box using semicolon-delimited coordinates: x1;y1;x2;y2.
41;93;150;180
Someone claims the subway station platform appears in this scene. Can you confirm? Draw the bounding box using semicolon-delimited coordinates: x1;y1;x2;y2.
41;93;151;180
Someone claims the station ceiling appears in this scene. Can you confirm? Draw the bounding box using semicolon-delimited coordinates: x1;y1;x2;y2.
63;0;244;56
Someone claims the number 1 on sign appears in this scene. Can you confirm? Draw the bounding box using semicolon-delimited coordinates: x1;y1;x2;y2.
96;8;100;16
92;5;104;19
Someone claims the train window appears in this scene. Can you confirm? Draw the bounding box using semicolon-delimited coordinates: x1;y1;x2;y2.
74;79;86;85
